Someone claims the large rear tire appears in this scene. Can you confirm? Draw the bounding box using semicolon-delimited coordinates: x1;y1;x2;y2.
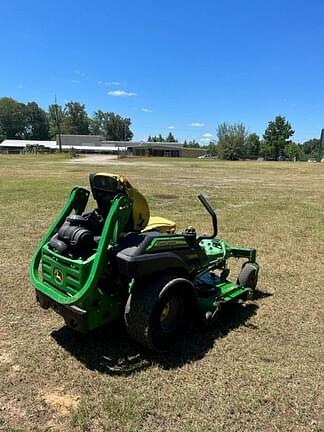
124;275;196;352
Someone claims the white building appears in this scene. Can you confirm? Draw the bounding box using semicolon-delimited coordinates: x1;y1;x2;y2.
0;135;206;157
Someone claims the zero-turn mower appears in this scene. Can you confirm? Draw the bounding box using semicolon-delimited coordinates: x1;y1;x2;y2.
29;173;259;352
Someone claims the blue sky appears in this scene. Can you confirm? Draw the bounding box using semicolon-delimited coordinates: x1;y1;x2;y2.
0;0;323;143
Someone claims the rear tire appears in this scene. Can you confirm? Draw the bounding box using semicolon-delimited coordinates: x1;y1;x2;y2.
124;275;196;352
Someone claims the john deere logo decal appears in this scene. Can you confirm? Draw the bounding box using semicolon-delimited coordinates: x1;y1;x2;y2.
54;269;63;283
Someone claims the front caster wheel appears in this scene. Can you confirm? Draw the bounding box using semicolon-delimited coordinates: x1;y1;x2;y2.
238;263;258;299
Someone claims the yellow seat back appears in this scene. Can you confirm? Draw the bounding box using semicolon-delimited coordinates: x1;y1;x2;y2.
142;216;176;233
90;173;176;233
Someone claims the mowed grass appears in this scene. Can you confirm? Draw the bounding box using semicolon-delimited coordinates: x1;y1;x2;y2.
0;154;323;432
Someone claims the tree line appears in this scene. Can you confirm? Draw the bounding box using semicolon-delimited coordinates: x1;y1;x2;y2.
183;117;322;161
0;97;322;160
147;133;177;142
144;117;322;160
0;97;133;142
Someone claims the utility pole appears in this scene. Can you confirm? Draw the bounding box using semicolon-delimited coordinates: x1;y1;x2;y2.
319;129;324;161
120;120;127;158
54;96;62;152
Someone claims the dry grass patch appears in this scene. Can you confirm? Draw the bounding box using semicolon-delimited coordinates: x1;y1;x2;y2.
0;155;323;432
41;389;80;416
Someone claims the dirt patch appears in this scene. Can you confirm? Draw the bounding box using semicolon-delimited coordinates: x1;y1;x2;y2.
66;154;118;164
0;352;12;364
41;390;80;417
65;154;174;167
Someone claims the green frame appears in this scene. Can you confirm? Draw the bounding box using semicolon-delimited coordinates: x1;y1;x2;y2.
29;188;132;329
196;238;259;317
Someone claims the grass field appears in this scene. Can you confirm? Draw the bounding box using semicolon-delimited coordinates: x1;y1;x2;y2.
0;154;323;432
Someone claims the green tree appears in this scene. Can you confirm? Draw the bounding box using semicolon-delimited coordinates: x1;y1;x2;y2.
284;141;303;160
263;116;294;160
0;97;26;138
0;126;6;142
207;141;217;156
89;110;106;135
245;133;260;159
90;111;133;141
148;134;165;142
302;138;320;156
217;122;248;160
0;97;50;140
24;102;49;140
186;139;200;148
166;132;177;142
63;101;89;135
48;104;66;139
259;140;272;158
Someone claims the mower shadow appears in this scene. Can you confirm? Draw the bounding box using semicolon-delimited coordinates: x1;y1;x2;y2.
52;289;269;375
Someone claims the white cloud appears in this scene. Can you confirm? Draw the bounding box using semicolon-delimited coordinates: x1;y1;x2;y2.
168;125;175;130
18;84;23;89
74;70;86;77
190;122;205;127
200;138;211;144
98;80;121;86
141;108;152;112
69;79;81;84
108;90;137;97
202;133;213;138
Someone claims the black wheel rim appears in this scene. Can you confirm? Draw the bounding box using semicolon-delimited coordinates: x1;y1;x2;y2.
151;286;193;351
159;295;184;333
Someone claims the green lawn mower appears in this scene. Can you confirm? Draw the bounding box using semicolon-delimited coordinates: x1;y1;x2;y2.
30;173;259;352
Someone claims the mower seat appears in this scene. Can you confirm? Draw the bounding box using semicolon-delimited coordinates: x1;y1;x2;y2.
89;173;127;219
143;216;176;234
89;173;176;234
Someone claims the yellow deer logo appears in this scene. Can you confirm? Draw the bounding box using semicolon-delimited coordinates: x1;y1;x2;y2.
54;269;63;283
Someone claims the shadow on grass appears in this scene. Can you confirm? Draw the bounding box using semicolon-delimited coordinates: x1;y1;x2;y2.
253;289;272;300
52;289;271;375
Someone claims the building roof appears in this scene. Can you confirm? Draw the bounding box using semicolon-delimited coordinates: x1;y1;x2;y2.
58;134;103;139
0;139;126;152
0;138;207;154
0;139;184;149
68;145;126;151
127;142;183;149
0;139;56;148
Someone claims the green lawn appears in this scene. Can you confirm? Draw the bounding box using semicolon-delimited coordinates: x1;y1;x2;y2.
0;154;323;432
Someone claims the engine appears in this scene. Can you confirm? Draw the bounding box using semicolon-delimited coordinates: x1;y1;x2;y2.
48;211;103;259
